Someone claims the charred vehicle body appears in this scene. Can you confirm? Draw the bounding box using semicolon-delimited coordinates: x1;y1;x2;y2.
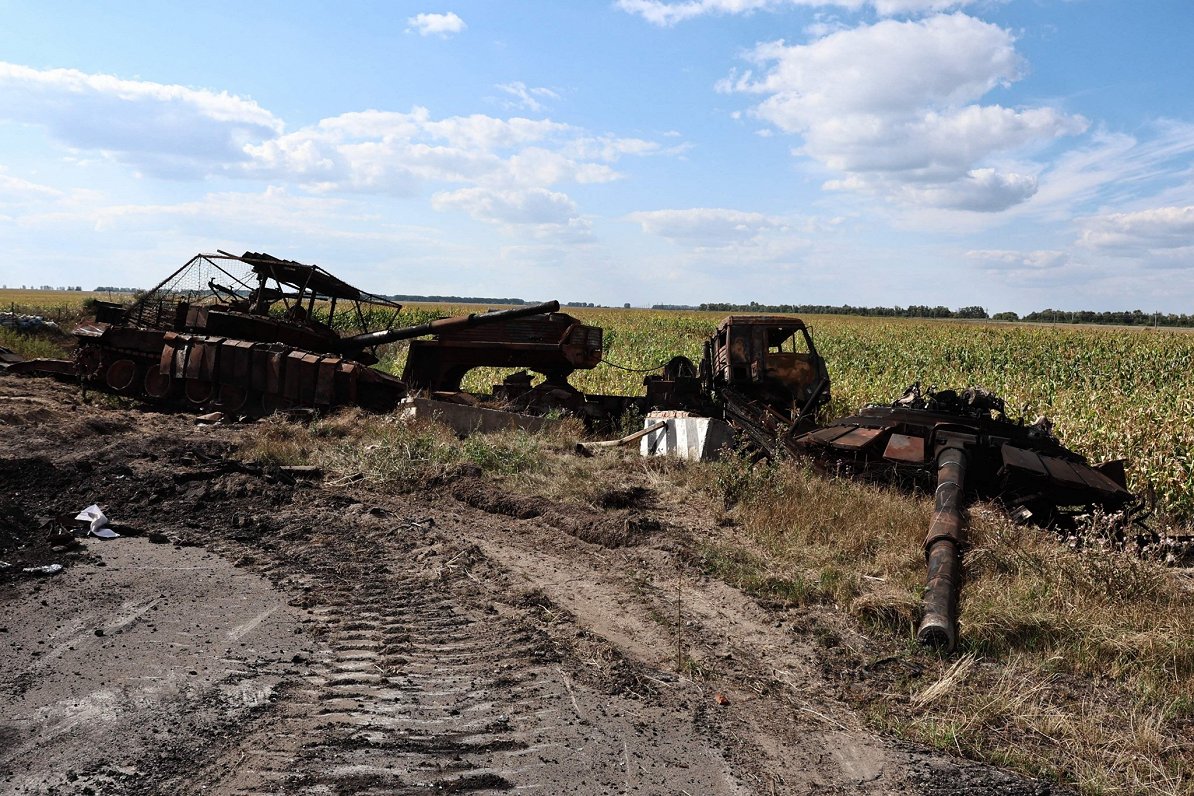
8;251;599;414
644;315;832;450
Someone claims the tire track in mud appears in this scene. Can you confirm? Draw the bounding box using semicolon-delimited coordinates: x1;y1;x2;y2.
198;498;744;795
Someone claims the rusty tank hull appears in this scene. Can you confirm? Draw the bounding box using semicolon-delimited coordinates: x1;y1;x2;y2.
11;251;566;415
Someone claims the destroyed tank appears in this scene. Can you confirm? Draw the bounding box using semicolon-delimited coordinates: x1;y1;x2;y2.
13;251;566;414
795;383;1138;651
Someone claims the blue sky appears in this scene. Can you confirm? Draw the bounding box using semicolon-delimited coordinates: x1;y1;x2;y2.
0;0;1192;313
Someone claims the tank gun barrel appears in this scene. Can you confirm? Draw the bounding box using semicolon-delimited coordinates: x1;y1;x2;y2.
917;436;971;651
337;300;562;351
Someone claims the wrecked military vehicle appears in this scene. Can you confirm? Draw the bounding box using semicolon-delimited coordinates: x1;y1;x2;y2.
6;251;601;415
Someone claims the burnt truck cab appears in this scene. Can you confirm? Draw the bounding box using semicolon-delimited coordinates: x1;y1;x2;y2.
642;315;832;446
708;315;831;422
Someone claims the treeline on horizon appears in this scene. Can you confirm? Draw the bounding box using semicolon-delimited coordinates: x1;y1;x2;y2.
385;294;528;305
652;302;1194;327
70;289;1193;327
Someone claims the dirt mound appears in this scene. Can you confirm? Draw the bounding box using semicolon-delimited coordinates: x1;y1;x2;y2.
545;509;662;547
452;479;545;519
595;484;655;509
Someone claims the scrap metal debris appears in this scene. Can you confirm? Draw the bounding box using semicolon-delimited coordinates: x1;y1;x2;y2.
22;563;63;576
7;251;574;416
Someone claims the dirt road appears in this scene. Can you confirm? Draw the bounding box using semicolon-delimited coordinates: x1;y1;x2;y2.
0;376;1057;794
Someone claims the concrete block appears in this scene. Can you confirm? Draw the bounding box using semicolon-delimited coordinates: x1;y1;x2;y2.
399;397;559;436
640;411;734;461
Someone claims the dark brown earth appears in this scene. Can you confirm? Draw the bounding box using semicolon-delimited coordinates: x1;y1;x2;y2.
0;375;1065;795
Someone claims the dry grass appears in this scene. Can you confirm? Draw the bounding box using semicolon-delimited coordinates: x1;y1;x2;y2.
681;453;1194;796
240;408;578;489
239;404;1192;794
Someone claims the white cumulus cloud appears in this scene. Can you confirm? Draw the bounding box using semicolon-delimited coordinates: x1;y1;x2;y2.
244;108;653;198
0;61;677;236
616;0;976;26
0;61;281;177
432;187;592;240
0;167;62;201
967;249;1069;270
496;82;560;113
406;12;466;37
721;14;1087;211
1079;205;1194;254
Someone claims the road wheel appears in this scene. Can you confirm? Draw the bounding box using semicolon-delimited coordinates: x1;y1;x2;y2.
104;359;138;392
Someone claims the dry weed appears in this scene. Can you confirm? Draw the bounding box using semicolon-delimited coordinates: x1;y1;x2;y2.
671;449;1193;795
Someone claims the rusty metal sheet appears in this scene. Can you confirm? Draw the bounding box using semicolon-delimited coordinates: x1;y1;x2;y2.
103;326;166;354
298;353;321;405
338;361;358;404
1001;444;1047;476
221;340;253;385
1069;460;1131;496
250;345;269;393
200;337;222;380
283;351;306;401
805;425;857;445
883;433;925;463
1039;454;1093;490
265;350;284;394
314;357;337;405
160;335;178;376
185;340;204;379
830;426;886;451
172;341;188;379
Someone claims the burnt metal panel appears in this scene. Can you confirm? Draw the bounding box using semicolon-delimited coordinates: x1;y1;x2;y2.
222;340;253;385
250;345;270;393
883;433;926;463
1039;454;1093;490
160;335;178;376
171;341;188;379
314;357;337;405
283;351;307;402
805;425;856;445
337;361;358;404
831;426;886;450
264;349;284;395
298;353;321;405
200;337;223;380
185;340;204;380
1070;460;1131;496
1001;444;1047;476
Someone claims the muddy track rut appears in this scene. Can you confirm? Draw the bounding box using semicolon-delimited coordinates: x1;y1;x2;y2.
182;491;754;795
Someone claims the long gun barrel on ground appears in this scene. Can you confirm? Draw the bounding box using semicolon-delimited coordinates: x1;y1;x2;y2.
337;301;562;352
918;442;968;651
